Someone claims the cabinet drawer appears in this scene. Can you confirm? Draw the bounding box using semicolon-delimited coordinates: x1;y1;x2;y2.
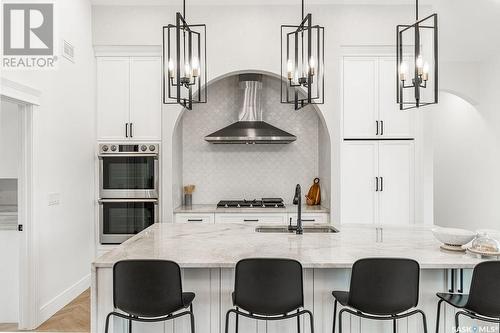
215;213;287;224
175;213;215;224
287;213;329;224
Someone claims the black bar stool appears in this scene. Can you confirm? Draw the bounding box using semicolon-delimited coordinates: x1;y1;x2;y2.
332;258;427;333
435;261;500;333
224;258;314;333
104;259;196;333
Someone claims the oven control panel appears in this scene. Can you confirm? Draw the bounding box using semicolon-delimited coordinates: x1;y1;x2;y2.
98;143;159;155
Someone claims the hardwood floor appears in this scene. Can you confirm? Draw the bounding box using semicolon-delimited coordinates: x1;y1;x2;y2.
0;289;90;332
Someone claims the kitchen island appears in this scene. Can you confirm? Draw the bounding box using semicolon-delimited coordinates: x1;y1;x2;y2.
92;223;485;333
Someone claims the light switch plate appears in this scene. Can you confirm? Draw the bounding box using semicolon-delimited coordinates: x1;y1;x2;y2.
48;192;60;206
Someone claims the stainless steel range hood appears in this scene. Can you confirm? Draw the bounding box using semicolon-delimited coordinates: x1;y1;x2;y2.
205;74;296;144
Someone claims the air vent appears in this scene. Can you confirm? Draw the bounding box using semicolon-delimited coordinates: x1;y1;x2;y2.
62;40;75;63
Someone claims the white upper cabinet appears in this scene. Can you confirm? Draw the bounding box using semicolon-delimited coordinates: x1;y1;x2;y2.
341;141;379;224
343;56;414;139
129;57;162;141
343;57;378;139
97;56;161;141
97;57;130;141
378;57;414;138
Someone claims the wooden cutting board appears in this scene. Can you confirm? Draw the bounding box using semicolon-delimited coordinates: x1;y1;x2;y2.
306;178;321;206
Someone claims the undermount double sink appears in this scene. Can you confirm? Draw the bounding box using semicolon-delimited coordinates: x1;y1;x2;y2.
255;225;339;233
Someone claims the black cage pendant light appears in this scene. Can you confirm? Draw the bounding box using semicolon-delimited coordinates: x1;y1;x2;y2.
281;0;324;110
396;0;438;110
163;0;207;110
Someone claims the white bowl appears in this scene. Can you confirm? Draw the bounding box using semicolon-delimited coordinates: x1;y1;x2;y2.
431;227;476;246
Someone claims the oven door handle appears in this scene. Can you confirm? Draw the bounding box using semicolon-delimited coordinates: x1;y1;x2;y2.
98;199;159;203
98;154;159;158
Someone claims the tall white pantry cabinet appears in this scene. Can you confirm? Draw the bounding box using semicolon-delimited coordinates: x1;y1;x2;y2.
341;56;416;225
96;56;162;141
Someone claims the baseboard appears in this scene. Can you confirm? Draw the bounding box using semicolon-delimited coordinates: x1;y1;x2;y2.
38;274;90;326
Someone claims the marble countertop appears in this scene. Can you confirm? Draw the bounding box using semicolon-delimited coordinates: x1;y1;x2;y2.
93;223;485;269
174;204;329;214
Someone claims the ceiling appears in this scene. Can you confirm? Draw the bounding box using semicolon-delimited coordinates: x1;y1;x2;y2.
90;0;500;62
90;0;434;5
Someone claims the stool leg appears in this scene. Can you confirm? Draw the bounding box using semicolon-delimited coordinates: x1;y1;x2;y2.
104;313;113;333
297;309;301;333
454;312;460;333
224;310;231;333
393;319;397;333
338;309;345;333
332;300;337;333
235;307;239;333
189;306;196;333
308;310;314;333
435;299;443;333
420;310;428;333
128;319;132;333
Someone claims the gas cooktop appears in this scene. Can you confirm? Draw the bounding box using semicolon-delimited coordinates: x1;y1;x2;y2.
217;198;285;208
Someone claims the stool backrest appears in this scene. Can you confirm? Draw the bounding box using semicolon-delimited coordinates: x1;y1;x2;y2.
233;258;304;316
466;261;500;317
348;258;420;315
113;260;184;317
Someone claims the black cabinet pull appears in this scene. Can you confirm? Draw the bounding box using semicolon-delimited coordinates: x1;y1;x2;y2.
380;120;384;135
244;219;259;222
302;219;315;222
380;177;384;191
449;269;455;292
187;219;203;222
376;177;379;191
125;123;129;138
376;121;379;135
458;269;464;293
130;123;133;138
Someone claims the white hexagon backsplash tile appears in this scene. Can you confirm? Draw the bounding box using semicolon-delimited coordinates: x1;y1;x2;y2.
180;74;320;204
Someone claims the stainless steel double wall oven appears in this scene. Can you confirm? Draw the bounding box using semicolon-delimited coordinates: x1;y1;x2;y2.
98;143;159;244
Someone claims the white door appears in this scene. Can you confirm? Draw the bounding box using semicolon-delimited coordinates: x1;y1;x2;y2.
97;57;130;141
378;141;415;225
129;57;162;141
0;100;21;325
379;57;414;138
343;57;378;139
341;141;379;224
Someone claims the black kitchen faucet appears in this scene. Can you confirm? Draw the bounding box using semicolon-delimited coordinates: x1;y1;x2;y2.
289;184;303;235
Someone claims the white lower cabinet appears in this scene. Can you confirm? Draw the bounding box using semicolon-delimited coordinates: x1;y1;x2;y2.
341;140;414;225
214;213;287;224
287;212;329;224
341;141;379;224
175;213;215;224
175;212;328;225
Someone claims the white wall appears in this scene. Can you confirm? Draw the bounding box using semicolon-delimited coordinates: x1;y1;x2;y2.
1;0;95;325
92;4;422;224
92;1;500;227
432;57;500;230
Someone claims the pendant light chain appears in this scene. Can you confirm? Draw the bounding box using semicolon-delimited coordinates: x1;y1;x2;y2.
415;0;418;21
301;0;304;21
